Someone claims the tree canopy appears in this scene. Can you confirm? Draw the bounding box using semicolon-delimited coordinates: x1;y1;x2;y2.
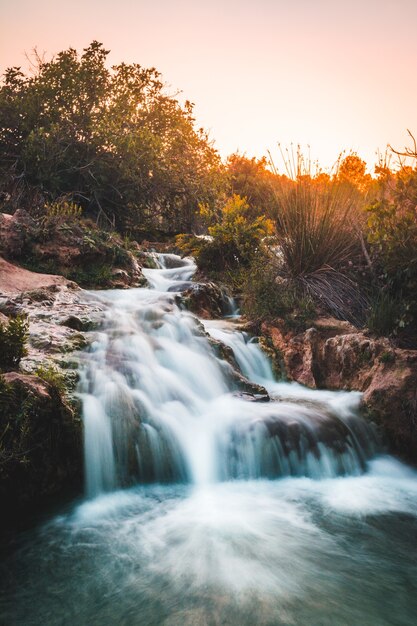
0;41;221;233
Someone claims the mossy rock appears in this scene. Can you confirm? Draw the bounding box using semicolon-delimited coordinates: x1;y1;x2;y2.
259;335;285;380
0;372;83;524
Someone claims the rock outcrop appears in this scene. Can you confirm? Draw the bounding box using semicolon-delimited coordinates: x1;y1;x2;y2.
0;210;147;289
262;318;417;464
0;259;108;522
0;256;74;295
181;282;234;319
0;372;82;522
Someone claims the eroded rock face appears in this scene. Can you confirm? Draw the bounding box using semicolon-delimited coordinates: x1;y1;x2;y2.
262;318;417;463
0;373;82;522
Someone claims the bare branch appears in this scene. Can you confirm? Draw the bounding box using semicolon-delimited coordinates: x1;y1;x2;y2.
388;129;417;159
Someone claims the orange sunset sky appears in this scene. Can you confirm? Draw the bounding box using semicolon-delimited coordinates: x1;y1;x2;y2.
1;0;416;171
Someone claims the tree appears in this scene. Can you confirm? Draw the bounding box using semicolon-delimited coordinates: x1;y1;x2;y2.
337;153;371;192
0;42;221;234
226;154;279;219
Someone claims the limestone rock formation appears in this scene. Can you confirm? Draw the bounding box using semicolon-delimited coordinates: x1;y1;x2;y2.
262;318;417;463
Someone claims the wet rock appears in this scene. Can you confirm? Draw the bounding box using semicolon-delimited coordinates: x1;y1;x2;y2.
262;318;417;464
182;282;232;319
232;391;270;402
161;253;191;269
219;358;269;398
60;315;96;332
209;336;240;371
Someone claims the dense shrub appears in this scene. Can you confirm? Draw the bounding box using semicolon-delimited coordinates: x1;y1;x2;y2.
177;195;273;276
0;42;221;234
241;259;315;328
0;371;82;519
35;364;68;395
366;166;417;341
366;291;405;337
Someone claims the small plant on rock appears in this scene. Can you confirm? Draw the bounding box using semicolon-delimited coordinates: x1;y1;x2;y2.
0;315;29;371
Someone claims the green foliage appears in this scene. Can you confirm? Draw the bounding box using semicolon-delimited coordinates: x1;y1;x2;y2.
366;166;417;339
191;195;274;273
67;263;114;288
0;316;29;371
0;374;17;416
366;290;409;337
0;369;82;517
175;233;205;258
35;363;67;395
0;42;221;233
273;179;357;277
226;154;279;219
379;350;395;364
242;260;315;328
44;199;83;221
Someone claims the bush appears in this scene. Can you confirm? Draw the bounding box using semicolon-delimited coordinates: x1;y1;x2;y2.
366;167;417;341
67;263;114;288
241;259;316;328
177;195;274;276
175;233;205;259
271;178;367;324
0;316;29;371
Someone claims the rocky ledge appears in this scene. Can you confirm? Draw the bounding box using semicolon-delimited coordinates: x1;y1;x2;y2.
0;258;109;522
262;318;417;464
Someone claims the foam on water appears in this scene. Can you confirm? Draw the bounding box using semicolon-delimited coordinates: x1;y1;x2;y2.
79;254;378;497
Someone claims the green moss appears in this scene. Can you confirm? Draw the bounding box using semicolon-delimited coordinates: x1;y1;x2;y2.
258;336;286;380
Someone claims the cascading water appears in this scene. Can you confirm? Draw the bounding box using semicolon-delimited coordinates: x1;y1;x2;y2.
79;254;377;496
2;253;417;626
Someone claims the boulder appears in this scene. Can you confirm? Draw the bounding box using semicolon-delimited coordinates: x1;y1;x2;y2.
0;210;36;258
182;282;233;319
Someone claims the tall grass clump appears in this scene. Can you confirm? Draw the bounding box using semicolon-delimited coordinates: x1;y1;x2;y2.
366;291;403;337
269;149;368;324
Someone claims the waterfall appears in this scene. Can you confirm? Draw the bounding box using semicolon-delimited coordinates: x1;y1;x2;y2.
79;254;379;498
5;253;417;626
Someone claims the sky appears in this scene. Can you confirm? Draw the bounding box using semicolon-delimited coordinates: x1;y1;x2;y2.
1;0;416;171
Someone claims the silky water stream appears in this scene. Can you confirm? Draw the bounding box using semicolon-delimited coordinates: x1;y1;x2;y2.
1;254;417;626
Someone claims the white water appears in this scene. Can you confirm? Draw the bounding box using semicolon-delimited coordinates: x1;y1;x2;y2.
2;253;417;626
79;254;377;497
